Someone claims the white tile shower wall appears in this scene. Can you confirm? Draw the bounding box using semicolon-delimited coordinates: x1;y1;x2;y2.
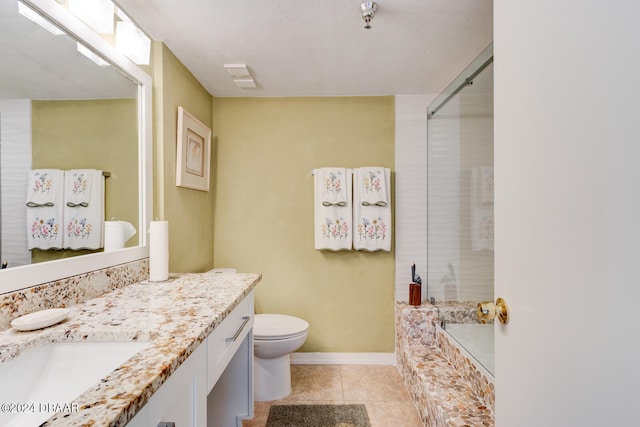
0;99;32;267
394;95;434;302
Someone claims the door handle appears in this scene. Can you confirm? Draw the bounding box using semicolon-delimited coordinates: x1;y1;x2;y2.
477;297;509;324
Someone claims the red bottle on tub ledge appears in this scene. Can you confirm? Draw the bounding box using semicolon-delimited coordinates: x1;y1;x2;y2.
409;283;421;306
409;263;422;306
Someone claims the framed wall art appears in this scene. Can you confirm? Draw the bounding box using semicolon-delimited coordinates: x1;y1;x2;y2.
176;106;211;191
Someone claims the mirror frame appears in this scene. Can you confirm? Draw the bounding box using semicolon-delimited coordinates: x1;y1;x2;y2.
0;0;152;293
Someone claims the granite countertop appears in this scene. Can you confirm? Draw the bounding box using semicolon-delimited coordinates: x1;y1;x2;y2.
0;272;261;426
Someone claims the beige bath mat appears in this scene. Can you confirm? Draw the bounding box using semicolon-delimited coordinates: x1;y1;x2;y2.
265;404;371;427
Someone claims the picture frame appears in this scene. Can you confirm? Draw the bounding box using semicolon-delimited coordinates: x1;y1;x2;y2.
176;106;211;191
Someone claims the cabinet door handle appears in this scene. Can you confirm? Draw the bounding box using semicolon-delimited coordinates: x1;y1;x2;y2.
226;316;251;342
158;423;175;427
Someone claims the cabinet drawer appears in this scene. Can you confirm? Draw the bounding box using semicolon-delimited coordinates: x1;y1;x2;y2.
206;291;254;393
127;344;207;427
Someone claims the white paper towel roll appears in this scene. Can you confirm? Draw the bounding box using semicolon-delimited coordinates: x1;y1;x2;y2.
149;221;169;281
104;221;137;252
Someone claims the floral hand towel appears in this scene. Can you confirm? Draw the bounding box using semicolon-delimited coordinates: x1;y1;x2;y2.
65;169;97;207
314;168;352;250
471;166;494;205
353;167;391;252
358;166;388;207
25;169;62;207
64;170;104;250
319;167;348;206
26;169;64;250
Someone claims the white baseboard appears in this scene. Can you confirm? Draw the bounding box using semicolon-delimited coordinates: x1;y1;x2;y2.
290;352;397;366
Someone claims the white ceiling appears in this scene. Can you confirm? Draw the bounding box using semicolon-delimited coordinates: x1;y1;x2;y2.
115;0;493;97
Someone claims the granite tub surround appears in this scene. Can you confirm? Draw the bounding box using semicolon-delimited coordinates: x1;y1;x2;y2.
0;272;261;426
436;328;494;410
396;303;494;427
0;259;149;331
435;301;487;325
397;302;439;348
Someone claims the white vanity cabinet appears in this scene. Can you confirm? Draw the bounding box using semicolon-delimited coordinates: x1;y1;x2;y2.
207;293;254;427
127;291;254;427
126;344;207;427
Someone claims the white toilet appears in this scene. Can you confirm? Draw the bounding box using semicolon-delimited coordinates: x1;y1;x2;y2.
253;313;309;401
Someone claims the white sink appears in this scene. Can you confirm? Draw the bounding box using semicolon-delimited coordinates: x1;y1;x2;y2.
0;341;151;427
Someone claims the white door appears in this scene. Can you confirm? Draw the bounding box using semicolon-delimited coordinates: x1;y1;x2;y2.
495;1;640;426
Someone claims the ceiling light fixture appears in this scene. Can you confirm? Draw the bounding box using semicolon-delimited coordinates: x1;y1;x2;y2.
360;1;378;30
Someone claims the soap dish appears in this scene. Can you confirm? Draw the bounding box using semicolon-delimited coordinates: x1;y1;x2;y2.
11;308;70;331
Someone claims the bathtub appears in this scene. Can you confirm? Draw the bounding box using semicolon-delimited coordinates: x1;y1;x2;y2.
443;323;494;375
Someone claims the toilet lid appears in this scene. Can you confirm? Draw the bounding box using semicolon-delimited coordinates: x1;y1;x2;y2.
254;314;309;340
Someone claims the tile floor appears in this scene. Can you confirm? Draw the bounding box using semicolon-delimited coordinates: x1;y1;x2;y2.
242;364;424;427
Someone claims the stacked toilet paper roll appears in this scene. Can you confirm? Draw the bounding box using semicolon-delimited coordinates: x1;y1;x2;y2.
104;221;137;252
149;221;169;281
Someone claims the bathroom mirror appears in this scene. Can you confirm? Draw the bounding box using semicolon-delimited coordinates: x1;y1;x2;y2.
0;0;152;293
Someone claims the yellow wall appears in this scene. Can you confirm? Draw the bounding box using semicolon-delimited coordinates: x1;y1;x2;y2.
212;97;395;352
151;46;396;352
31;99;138;263
152;42;215;273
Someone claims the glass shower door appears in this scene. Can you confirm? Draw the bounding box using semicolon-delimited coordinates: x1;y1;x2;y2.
426;44;494;373
427;44;494;303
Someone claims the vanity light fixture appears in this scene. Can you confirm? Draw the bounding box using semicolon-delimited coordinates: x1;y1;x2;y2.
115;21;151;65
224;63;257;89
114;6;151;65
114;6;132;22
68;0;114;34
76;42;110;66
17;1;65;35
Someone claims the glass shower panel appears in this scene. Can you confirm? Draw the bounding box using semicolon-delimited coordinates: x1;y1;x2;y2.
427;45;494;303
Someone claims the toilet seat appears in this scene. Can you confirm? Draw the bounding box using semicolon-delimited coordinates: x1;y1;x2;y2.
254;314;309;341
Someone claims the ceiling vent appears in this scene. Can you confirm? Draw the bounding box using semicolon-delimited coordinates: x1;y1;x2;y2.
224;64;257;88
